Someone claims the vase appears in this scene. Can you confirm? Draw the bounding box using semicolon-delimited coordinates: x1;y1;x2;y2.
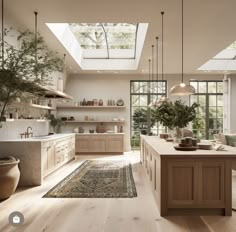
174;127;183;143
0;157;20;200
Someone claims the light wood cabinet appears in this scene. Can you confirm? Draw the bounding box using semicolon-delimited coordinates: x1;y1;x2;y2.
42;135;75;177
76;136;90;153
90;136;106;152
42;141;55;176
75;134;124;154
106;136;124;152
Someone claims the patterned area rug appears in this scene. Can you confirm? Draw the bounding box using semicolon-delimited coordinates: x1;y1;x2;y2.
43;160;137;198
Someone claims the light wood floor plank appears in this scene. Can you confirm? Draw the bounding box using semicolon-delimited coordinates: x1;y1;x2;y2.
0;152;236;232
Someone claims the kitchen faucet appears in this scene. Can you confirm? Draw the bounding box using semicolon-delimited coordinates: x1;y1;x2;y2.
20;126;33;139
26;126;33;138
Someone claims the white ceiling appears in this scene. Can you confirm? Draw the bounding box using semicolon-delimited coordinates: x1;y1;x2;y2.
5;0;236;74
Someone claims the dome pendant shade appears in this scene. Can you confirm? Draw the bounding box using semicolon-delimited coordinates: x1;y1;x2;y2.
170;0;196;96
170;83;195;96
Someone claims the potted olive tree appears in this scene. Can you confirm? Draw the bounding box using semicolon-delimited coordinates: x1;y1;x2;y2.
0;28;63;199
0;29;63;126
154;100;199;140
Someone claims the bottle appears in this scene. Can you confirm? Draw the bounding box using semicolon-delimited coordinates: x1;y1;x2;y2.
48;100;52;107
120;126;124;133
15;109;18;120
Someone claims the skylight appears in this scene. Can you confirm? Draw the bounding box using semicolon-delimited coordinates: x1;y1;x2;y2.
198;41;236;71
69;23;137;59
46;23;148;70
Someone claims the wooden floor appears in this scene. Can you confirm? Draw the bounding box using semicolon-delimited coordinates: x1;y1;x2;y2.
1;152;236;232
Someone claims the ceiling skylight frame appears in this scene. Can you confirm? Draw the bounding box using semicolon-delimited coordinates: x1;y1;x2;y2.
46;22;148;70
198;40;236;72
100;23;110;59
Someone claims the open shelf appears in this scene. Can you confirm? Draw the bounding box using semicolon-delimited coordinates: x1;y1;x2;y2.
10;102;55;111
30;104;54;110
5;119;50;122
57;105;125;109
64;120;125;123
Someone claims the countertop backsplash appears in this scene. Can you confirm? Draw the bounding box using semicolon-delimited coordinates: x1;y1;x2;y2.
0;121;50;140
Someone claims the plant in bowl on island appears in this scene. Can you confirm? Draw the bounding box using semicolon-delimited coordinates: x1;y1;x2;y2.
153;100;199;139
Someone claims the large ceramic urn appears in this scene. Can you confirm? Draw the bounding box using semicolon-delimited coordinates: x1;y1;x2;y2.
0;157;20;200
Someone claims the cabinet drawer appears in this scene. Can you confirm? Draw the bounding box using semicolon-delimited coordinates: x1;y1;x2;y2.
106;135;123;140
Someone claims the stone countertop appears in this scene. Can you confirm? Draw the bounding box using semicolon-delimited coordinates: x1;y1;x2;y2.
141;135;236;157
0;133;75;142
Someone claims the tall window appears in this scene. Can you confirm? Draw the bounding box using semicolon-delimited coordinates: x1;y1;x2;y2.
130;80;167;149
190;81;223;139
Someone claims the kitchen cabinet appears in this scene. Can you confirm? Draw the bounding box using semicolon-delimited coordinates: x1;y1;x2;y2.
42;135;75;178
75;134;124;154
42;141;56;176
75;136;90;153
0;134;75;186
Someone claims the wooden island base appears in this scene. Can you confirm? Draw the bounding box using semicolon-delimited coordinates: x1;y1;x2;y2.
141;136;236;216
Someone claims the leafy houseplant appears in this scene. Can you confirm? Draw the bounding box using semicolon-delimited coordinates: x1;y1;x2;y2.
132;108;156;135
154;100;199;138
0;29;64;125
49;115;64;133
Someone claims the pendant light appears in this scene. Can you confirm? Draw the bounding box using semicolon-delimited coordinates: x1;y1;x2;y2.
170;0;195;96
157;11;169;105
149;37;160;108
148;45;155;108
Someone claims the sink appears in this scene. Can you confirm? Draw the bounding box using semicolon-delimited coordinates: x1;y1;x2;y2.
30;135;52;140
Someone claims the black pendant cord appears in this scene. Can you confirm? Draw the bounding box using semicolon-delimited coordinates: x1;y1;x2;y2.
1;0;4;69
148;59;151;93
151;45;154;92
152;45;154;83
181;0;184;83
156;37;159;95
148;59;151;81
63;53;66;70
161;11;164;93
34;11;38;78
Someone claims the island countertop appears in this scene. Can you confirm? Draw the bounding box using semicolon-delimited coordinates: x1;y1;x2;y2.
141;135;236;157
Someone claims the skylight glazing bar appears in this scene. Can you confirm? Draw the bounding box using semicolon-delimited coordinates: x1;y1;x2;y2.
101;23;110;59
134;24;139;59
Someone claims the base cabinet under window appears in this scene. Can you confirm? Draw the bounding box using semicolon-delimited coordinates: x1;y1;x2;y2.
75;134;124;154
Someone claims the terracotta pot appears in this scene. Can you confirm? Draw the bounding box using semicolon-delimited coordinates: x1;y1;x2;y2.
0;157;20;200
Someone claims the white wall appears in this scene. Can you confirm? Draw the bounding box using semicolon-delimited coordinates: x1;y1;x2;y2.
60;73;224;151
0;121;50;140
229;74;236;133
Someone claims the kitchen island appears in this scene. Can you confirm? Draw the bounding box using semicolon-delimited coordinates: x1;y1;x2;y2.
141;135;236;216
0;134;75;186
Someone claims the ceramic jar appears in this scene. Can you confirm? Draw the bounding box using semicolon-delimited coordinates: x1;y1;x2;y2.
0;157;20;200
